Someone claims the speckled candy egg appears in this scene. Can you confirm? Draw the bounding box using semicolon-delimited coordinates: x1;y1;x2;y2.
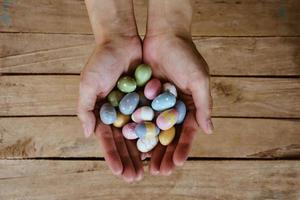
135;64;152;87
137;136;158;153
100;103;117;125
151;91;176;111
159;127;176;146
175;100;187;124
144;78;161;100
131;106;154;123
119;92;139;115
122;123;138;140
156;108;178;130
135;122;159;139
163;82;177;97
117;76;137;93
113;112;130;128
108;90;124;107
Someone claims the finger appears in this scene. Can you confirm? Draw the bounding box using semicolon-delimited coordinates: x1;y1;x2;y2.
77;77;98;138
112;127;137;182
149;144;166;175
159;135;178;176
173;112;198;166
125;140;144;181
95;123;123;175
190;77;213;134
141;151;152;160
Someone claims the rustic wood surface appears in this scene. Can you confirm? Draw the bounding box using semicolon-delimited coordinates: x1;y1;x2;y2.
0;76;299;117
0;0;299;36
0;0;299;199
0;117;299;158
0;160;299;200
1;34;299;76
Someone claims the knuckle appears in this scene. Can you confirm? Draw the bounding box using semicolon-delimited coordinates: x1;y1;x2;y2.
190;72;210;87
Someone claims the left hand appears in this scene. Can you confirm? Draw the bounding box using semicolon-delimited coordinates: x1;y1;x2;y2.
142;33;214;175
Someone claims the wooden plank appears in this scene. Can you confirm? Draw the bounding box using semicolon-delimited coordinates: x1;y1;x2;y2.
0;76;299;117
0;33;94;58
1;34;300;76
0;160;299;200
0;117;299;158
0;0;299;36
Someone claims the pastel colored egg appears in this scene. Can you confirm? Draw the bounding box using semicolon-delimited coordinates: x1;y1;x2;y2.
131;106;154;123
175;100;187;124
159;127;176;146
156;126;160;135
99;103;117;125
151;91;176;111
137;136;158;153
117;76;137;93
138;91;150;106
107;90;124;107
156;109;178;130
144;78;162;100
113;112;130;128
135;64;152;87
122;123;138;140
119;92;139;115
163;82;177;97
135;122;159;139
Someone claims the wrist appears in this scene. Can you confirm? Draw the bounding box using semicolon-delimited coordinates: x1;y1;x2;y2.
146;0;192;38
85;0;138;44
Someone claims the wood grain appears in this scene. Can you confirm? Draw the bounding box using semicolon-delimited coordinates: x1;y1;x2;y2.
0;0;299;36
1;34;299;76
0;76;299;117
0;117;299;158
0;160;299;200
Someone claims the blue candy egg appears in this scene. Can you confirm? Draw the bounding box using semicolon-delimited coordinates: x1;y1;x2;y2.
119;92;139;115
100;103;117;125
151;91;176;111
175;100;187;124
135;122;159;139
135;123;147;138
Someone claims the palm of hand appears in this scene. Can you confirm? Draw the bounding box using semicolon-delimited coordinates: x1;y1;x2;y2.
142;35;212;175
78;36;145;182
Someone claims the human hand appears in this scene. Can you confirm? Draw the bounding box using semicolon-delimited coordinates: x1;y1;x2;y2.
78;36;144;182
78;0;144;182
142;33;213;175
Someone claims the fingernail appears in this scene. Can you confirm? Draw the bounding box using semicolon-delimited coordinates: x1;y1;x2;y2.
151;170;159;175
206;119;214;134
83;125;92;138
141;154;146;160
136;173;143;181
176;161;184;167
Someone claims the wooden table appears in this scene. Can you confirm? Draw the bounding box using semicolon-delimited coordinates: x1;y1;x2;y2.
0;0;300;199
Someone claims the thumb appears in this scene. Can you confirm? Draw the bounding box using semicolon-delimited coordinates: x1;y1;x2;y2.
190;77;213;134
77;77;98;138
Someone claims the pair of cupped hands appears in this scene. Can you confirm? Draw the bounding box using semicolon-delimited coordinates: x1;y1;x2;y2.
77;33;213;182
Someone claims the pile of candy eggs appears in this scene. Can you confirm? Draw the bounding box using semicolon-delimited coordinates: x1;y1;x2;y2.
99;64;187;153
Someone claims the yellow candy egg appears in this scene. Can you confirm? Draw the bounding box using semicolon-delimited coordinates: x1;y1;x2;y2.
113;112;130;128
159;127;176;146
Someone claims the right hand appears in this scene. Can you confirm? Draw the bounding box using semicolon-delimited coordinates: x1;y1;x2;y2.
77;36;144;182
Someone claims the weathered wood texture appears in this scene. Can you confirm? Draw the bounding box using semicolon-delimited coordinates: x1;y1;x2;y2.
0;117;299;158
0;160;299;200
1;34;299;76
0;76;299;117
0;0;300;36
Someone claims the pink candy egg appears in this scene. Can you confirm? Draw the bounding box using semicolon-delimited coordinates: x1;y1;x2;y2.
156;109;178;130
131;106;154;123
122;122;138;140
144;78;162;100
